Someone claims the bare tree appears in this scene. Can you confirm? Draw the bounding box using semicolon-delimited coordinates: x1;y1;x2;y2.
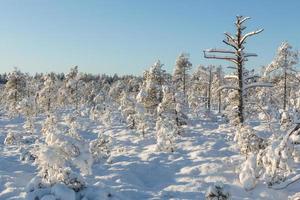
203;16;271;124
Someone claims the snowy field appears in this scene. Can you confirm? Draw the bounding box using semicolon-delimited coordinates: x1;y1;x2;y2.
1;109;299;200
1;16;300;200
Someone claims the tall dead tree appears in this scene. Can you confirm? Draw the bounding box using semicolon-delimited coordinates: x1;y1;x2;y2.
204;16;266;124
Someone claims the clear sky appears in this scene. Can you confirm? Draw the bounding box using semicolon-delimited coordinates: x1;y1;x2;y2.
0;0;299;75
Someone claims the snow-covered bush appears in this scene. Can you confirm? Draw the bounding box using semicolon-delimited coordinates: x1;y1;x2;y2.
27;114;93;199
174;91;189;126
280;110;292;129
89;132;112;163
119;92;137;129
41;114;58;136
18;96;36;134
257;133;294;185
234;125;266;155
4;131;19;145
91;93;122;127
19;146;37;163
205;182;230;200
239;153;258;191
135;102;151;137
64;114;82;139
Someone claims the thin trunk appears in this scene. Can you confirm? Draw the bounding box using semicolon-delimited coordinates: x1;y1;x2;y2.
183;68;186;104
217;67;222;113
207;68;212;112
283;54;287;110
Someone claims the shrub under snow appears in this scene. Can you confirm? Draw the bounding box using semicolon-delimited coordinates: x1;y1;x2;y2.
234;125;266;156
89;132;112;163
239;153;258;191
26;114;93;200
257;133;294;186
205;182;230;200
4;131;19;145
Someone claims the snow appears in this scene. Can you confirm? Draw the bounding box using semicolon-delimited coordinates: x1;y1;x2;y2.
0;112;299;200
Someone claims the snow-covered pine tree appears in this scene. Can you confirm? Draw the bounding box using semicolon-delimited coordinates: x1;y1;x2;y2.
26;113;93;199
18;96;36;134
156;85;179;152
173;53;192;104
172;54;192;125
4;68;27;117
119;92;137;129
137;60;166;116
134;102;151;137
264;42;299;125
37;74;57;113
212;66;224;113
188;66;210;116
109;80;127;104
59;66;85;110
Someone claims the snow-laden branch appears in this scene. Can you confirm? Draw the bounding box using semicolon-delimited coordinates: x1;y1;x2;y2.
203;51;238;64
217;85;239;92
227;66;237;70
204;48;235;54
224;75;238;80
241;29;264;44
239;16;251;24
243;74;260;80
243;53;258;57
243;82;273;91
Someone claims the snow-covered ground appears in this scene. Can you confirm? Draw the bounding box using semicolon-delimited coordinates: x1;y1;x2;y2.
0;112;299;200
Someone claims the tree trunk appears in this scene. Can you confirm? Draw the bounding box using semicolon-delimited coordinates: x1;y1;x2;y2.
283;54;287;111
237;24;244;124
207;67;212;112
217;67;222;113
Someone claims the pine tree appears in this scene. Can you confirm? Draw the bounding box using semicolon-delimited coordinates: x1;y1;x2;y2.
4;68;27;116
264;42;299;125
173;53;192;104
156;85;179;152
137;60;166;116
37;74;57;113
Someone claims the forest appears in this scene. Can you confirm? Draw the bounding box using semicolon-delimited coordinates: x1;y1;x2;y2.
0;16;300;200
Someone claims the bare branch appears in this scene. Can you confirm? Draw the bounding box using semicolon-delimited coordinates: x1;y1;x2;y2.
224;32;236;42
223;40;238;50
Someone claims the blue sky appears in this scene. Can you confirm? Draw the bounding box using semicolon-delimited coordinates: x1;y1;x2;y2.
0;0;299;75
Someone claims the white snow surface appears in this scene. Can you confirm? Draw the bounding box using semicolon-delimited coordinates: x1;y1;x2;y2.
0;112;299;200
